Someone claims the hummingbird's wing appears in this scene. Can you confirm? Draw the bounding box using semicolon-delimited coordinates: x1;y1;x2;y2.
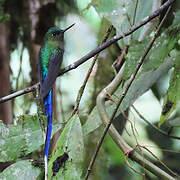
40;50;64;98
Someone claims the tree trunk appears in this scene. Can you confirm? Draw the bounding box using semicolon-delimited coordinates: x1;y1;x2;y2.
23;0;41;85
0;23;13;124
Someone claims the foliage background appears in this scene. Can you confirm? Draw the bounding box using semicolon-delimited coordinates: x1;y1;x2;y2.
0;0;180;179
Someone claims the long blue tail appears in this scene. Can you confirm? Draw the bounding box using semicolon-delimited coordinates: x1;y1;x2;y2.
44;89;53;157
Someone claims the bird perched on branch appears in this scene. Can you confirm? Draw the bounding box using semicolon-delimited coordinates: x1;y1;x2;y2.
38;23;75;179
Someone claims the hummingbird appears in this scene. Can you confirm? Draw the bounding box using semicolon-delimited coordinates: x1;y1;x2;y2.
38;23;75;178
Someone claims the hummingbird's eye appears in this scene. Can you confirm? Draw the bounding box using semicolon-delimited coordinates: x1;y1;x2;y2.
52;31;60;37
52;32;57;37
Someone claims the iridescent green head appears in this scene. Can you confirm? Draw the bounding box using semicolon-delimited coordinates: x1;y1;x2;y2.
44;24;75;43
45;27;63;42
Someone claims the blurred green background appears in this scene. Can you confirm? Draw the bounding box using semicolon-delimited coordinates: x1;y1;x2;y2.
0;0;180;179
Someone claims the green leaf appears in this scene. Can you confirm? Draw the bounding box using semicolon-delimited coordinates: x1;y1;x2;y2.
171;10;180;26
92;0;152;44
123;17;180;80
123;39;150;80
159;55;180;126
0;115;62;162
83;106;102;136
119;59;175;110
104;135;124;165
48;114;84;180
0;160;42;180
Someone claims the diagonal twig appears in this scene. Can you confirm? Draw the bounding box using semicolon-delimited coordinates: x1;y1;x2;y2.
73;25;113;113
132;105;180;140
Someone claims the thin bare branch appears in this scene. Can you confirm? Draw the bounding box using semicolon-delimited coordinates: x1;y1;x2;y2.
139;145;179;177
132;105;180;140
130;0;139;41
0;83;40;103
122;109;178;177
132;0;139;25
35;88;46;141
73;25;113;113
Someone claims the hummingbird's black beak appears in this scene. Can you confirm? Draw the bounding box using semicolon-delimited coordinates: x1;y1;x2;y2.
63;23;75;33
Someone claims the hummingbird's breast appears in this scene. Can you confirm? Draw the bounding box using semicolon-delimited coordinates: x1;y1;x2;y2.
40;43;59;72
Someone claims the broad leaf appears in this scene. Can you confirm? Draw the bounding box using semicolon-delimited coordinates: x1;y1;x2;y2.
0;115;61;162
0;160;42;180
48;114;84;180
159;55;180;126
83;106;102;136
92;0;152;45
158;11;180;126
